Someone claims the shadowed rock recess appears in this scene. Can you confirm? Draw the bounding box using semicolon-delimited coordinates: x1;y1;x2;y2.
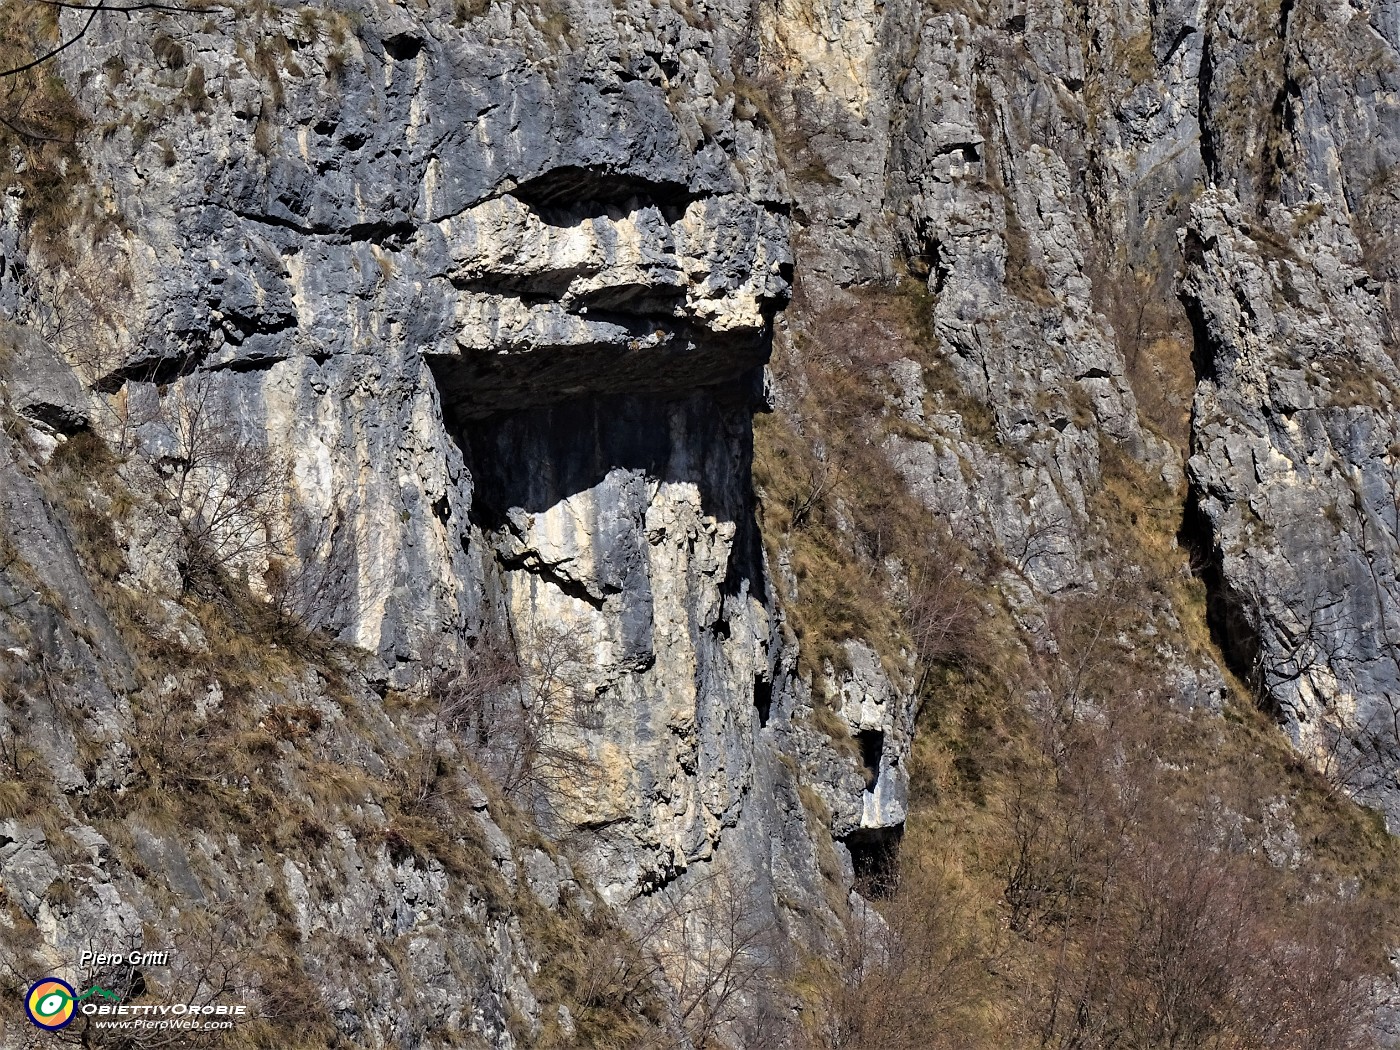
4;0;1400;1045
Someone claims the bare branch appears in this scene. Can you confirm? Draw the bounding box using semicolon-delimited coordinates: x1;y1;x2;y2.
0;0;230;80
0;3;104;79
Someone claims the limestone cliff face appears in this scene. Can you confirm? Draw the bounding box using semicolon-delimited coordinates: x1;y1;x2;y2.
0;2;892;1045
1183;192;1400;822
3;0;1400;1044
24;0;835;907
758;0;1400;811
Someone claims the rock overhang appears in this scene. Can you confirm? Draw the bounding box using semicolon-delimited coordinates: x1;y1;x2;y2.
425;180;792;419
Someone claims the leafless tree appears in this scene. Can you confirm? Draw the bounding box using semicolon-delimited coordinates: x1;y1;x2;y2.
138;374;288;594
261;506;372;636
1010;506;1071;579
802;859;994;1050
392;633;520;817
491;623;590;802
417;623;600;814
787;452;834;531
994;672;1380;1050
905;552;979;684
610;867;783;1050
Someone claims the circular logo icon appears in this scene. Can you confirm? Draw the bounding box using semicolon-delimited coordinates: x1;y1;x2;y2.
25;978;76;1030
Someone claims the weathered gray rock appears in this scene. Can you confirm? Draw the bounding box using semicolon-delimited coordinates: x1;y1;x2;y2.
0;1;877;1046
0;323;90;434
1183;189;1400;823
1;0;1399;1044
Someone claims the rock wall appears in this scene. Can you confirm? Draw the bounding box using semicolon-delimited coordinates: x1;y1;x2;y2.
761;0;1400;811
0;1;902;1045
3;0;1400;1044
28;0;875;904
1184;191;1400;822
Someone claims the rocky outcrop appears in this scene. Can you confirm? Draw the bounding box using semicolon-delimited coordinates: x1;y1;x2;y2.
0;1;905;1045
46;0;795;661
1183;190;1400;822
763;0;1400;802
4;0;1400;1044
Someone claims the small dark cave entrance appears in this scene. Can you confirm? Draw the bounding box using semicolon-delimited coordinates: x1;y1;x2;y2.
1178;488;1269;709
845;824;904;900
856;728;884;790
754;676;773;728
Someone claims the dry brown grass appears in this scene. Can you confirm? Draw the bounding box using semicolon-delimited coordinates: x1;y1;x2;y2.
800;409;1400;1050
26;429;663;1046
0;5;87;241
766;263;1400;1050
811;602;1399;1050
755;281;984;696
1098;264;1197;450
0;2;138;285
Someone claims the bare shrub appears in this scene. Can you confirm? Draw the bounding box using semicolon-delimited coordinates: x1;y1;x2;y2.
624;868;782;1050
906;553;980;679
483;622;590;802
824;573;1385;1050
126;672;258;800
1039;798;1378;1050
262;507;362;636
391;635;520;818
1005;684;1380;1050
563;868;786;1050
800;859;997;1050
421;623;598;811
574;922;669;1035
137;375;288;594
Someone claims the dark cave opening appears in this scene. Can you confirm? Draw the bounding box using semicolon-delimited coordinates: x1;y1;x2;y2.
856;728;884;790
381;32;424;61
845;824;904;900
510;165;702;211
452;385;759;530
754;676;773;728
440;380;772;621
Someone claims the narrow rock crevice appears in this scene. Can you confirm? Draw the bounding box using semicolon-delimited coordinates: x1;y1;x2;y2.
1179;488;1268;707
494;550;610;611
1196;32;1219;185
754;676;773;728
